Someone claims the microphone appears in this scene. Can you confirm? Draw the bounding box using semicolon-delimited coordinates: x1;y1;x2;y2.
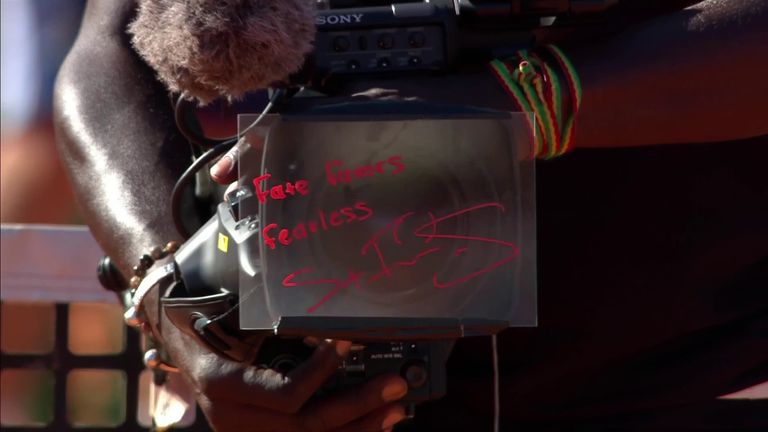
128;0;317;105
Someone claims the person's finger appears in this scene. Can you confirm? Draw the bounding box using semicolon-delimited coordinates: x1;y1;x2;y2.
198;394;303;432
300;373;408;432
210;154;237;184
197;395;261;431
210;137;250;184
198;360;406;432
199;399;406;432
200;340;351;413
329;403;407;432
276;340;353;411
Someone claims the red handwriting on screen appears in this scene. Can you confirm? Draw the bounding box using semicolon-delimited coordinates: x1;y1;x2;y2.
252;155;405;205
262;202;374;250
253;173;309;204
283;268;366;313
326;155;405;187
281;202;520;313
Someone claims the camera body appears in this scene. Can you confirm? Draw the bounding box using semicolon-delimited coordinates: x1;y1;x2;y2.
256;337;453;403
300;0;618;89
164;0;617;406
169;196;454;403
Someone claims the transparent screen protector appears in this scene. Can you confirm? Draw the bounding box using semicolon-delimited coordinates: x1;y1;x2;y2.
237;105;536;338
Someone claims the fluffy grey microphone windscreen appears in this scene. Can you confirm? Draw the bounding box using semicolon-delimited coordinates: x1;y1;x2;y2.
128;0;316;105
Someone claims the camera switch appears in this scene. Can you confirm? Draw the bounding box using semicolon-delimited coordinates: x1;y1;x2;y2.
358;35;368;50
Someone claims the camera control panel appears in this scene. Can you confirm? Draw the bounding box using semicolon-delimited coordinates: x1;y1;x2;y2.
314;25;446;74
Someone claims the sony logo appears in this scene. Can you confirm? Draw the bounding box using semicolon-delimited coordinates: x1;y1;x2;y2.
316;14;364;25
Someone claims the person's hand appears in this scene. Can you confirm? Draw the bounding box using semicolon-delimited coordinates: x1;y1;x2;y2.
150;139;404;432
142;281;408;432
209;147;239;186
210;136;256;200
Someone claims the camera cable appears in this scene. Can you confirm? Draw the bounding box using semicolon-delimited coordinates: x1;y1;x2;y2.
170;88;286;238
492;333;500;432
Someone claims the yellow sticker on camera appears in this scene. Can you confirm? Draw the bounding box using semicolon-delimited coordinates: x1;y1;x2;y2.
217;233;229;253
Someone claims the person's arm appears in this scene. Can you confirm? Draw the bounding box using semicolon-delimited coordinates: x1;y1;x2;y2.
54;2;407;431
54;0;185;272
570;0;768;148
334;0;766;152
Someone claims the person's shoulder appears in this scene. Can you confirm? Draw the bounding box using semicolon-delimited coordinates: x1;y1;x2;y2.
79;0;136;37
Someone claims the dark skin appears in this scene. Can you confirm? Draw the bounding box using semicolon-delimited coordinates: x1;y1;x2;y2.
55;2;407;431
55;1;767;431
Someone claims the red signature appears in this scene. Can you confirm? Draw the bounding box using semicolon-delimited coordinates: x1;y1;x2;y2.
281;202;520;313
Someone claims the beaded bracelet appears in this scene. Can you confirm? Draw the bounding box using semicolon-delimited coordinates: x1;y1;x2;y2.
489;44;582;159
120;241;181;374
123;241;179;325
128;241;180;289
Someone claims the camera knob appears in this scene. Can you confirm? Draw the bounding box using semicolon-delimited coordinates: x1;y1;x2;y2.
332;35;351;52
377;33;394;49
408;31;426;48
401;360;428;389
97;255;127;292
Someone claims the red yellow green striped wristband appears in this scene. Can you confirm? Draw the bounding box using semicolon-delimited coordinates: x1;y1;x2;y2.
489;45;582;159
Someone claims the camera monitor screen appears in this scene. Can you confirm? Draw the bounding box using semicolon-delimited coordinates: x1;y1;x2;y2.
236;104;536;339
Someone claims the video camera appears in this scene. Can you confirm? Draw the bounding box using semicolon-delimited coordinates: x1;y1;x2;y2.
114;0;619;409
302;0;618;91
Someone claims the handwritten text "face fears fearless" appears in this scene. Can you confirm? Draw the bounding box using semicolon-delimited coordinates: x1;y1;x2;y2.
252;155;406;205
325;156;405;187
252;173;309;204
262;202;374;250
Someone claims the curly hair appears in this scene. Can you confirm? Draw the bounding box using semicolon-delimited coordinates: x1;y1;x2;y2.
128;0;316;105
